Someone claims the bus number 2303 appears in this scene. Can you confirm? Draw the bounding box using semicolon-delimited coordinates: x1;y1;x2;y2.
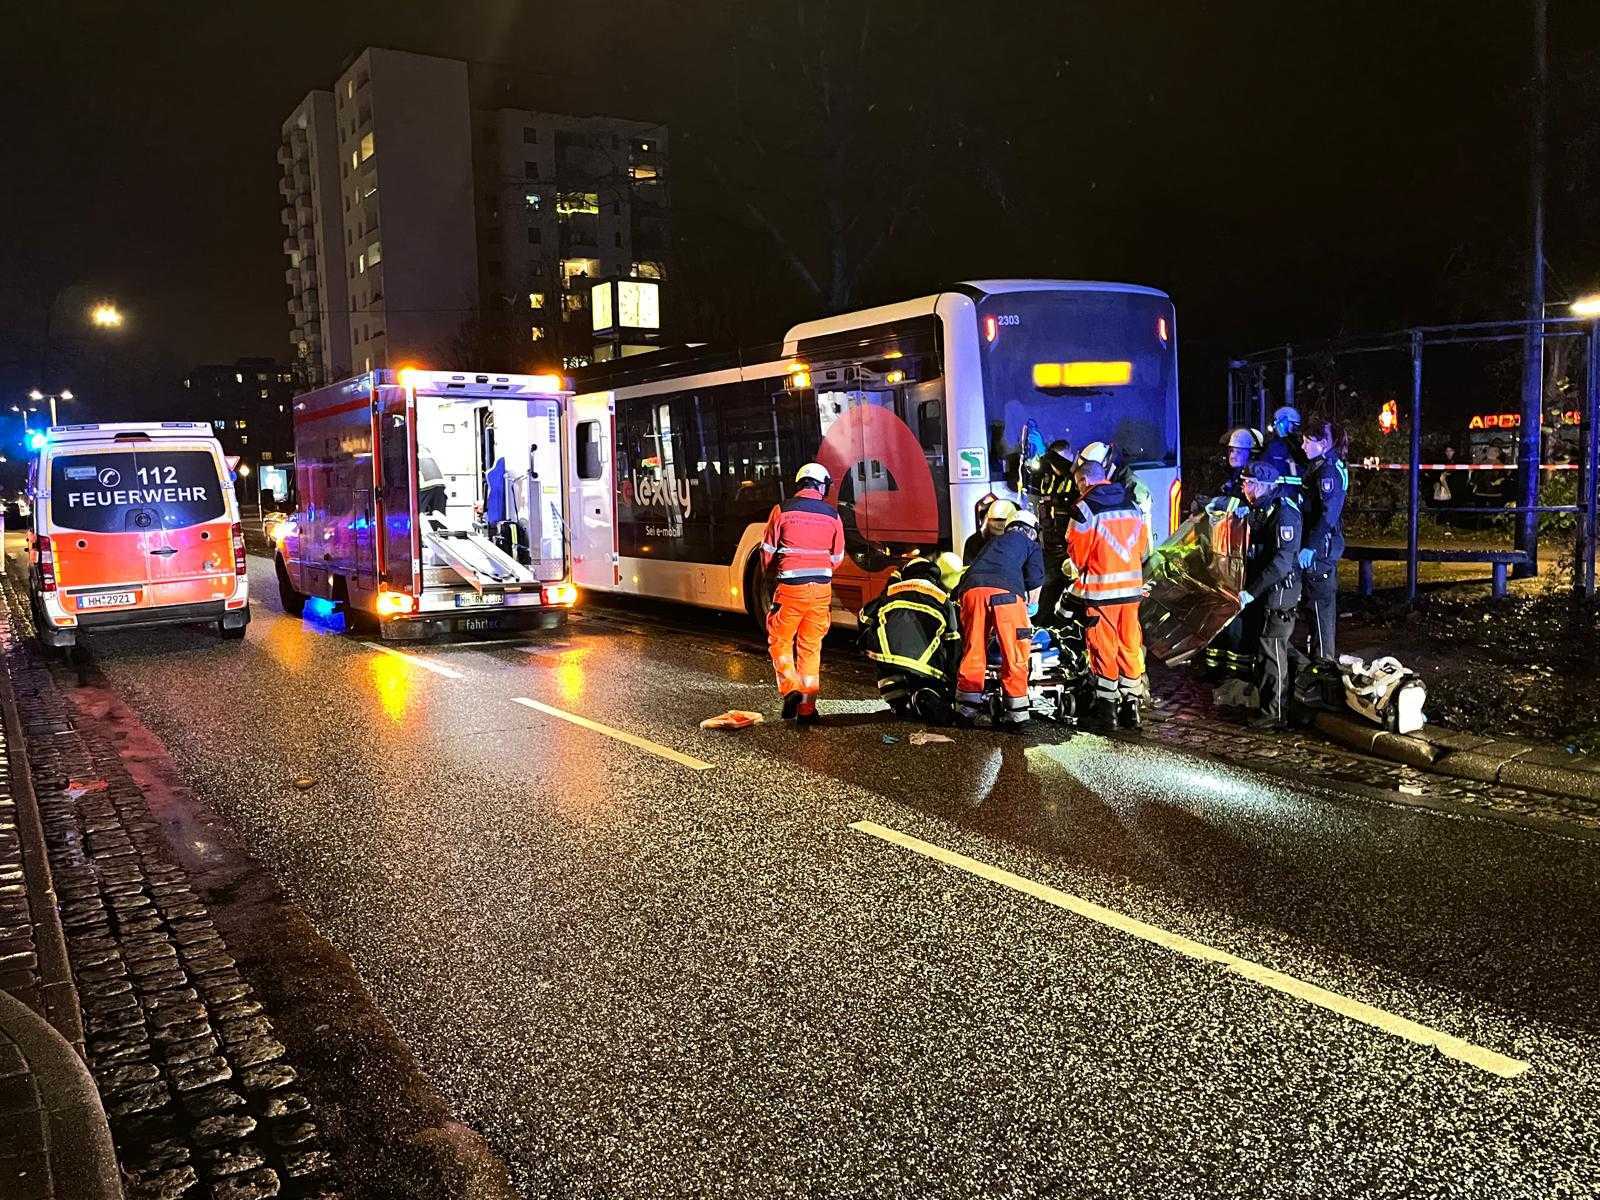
135;466;178;485
994;314;1022;327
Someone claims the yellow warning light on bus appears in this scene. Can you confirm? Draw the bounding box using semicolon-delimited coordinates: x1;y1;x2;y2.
789;367;812;390
885;369;905;385
1034;361;1133;388
397;365;424;389
525;373;564;393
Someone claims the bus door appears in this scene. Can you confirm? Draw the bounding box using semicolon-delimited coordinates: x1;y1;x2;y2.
568;395;617;589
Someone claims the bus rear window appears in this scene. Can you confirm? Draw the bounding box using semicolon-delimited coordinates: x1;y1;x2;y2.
978;290;1178;479
50;450;226;533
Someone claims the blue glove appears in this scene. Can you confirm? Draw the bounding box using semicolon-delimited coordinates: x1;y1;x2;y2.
1027;602;1039;618
1297;548;1316;570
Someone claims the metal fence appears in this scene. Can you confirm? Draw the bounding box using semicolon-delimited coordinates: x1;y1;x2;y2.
1227;317;1600;599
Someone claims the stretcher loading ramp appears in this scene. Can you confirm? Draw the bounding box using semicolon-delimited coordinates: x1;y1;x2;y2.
423;524;542;592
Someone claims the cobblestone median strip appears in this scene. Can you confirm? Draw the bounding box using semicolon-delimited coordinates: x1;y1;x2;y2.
1;612;342;1196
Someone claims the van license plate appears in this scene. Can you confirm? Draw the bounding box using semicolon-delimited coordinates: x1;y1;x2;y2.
454;592;505;608
77;591;139;610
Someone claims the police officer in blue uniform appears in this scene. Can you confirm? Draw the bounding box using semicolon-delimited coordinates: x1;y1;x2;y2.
1260;406;1307;503
1297;417;1348;662
1238;462;1302;730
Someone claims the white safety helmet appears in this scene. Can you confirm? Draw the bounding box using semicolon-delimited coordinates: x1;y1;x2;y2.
1221;426;1263;452
1007;509;1040;532
794;462;831;490
1076;441;1112;467
1273;405;1302;433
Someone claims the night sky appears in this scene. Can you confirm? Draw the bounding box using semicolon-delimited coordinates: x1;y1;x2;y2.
2;1;1596;436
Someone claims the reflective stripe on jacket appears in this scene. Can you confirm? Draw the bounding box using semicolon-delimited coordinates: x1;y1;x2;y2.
760;487;846;584
1066;481;1151;605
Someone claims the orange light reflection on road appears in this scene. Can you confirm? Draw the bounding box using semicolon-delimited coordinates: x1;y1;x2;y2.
368;652;414;723
260;615;311;673
551;646;591;703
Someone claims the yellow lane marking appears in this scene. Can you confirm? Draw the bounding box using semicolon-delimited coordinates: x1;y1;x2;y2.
851;820;1529;1079
360;642;466;680
511;697;713;771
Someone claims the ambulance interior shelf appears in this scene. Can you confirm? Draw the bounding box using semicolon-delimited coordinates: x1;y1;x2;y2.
413;389;566;591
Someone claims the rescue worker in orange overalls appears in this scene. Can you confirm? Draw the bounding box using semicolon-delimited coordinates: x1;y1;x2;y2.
954;508;1045;728
760;463;846;724
1066;442;1151;730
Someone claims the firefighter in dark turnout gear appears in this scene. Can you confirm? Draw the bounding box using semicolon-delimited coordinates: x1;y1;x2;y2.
1238;462;1302;729
1203;426;1264;689
857;555;962;721
1030;439;1079;620
1296;419;1348;662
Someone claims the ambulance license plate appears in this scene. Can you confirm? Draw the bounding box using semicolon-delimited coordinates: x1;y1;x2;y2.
77;591;139;610
454;592;505;608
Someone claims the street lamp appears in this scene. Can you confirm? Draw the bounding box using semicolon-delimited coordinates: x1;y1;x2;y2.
1570;294;1600;318
90;302;124;329
27;388;74;426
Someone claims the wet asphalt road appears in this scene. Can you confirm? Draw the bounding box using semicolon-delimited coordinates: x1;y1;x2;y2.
24;549;1600;1198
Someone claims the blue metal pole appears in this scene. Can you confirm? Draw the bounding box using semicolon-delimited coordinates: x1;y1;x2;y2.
1586;324;1600;595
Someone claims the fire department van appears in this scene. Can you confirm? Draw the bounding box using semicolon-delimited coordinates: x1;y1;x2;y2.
26;423;250;648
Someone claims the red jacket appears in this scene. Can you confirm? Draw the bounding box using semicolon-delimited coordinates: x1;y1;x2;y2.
1066;481;1150;605
760;487;846;585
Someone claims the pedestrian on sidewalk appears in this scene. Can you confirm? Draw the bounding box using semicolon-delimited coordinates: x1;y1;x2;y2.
1297;416;1348;662
760;463;846;724
1066;443;1151;730
1238;462;1303;730
954;509;1044;728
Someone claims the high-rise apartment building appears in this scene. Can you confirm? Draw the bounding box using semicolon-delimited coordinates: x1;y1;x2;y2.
279;92;351;386
277;48;669;383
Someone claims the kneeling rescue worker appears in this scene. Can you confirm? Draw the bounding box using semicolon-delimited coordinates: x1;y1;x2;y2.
954;509;1044;727
761;463;846;723
1067;443;1151;730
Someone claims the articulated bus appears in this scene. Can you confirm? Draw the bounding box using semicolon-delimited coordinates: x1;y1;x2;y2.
565;279;1180;625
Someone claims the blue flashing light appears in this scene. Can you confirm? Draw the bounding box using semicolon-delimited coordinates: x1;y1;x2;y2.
27;432;47;451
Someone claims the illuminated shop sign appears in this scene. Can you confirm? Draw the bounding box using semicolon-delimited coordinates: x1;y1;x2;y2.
1468;411;1581;430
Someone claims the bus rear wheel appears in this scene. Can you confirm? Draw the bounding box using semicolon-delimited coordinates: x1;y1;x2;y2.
746;560;773;637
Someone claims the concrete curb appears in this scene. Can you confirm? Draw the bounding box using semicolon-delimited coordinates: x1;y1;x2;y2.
1313;711;1600;806
0;988;122;1199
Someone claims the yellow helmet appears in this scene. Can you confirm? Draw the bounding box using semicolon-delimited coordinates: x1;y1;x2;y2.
935;551;965;591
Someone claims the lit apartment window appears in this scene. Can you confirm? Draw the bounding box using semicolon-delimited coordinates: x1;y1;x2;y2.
235;372;243;383
556;192;599;216
530;327;545;342
236;419;248;429
362;183;377;200
631;261;664;279
259;388;269;399
241;435;249;445
367;241;382;266
528;292;545;309
359;133;374;162
358;253;366;274
213;419;224;430
183;379;191;389
350;150;358;172
346;80;354;99
524;192;540;209
638;140;654;153
630;165;659;181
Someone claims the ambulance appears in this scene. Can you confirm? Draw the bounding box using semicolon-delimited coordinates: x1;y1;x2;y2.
26;423;250;648
276;369;576;639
